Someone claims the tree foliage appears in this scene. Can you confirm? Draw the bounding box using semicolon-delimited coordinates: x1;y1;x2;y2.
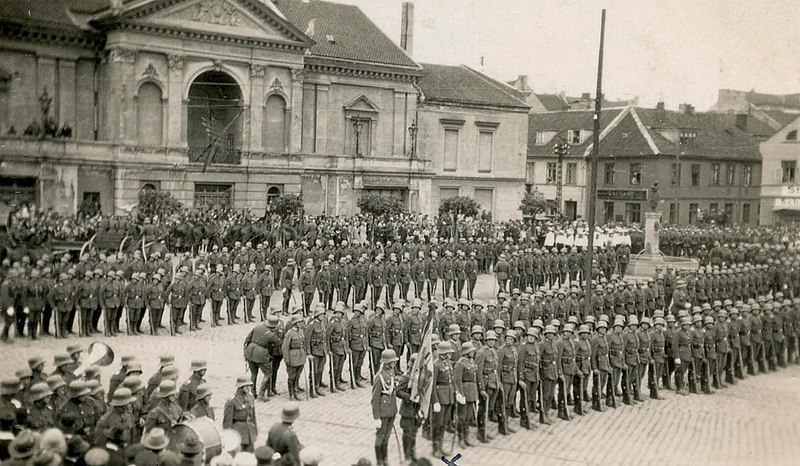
439;196;480;219
270;193;304;220
357;193;404;218
519;189;549;218
138;190;182;219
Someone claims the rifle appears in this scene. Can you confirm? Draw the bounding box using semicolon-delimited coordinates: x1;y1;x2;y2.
368;349;376;384
518;382;530;429
77;307;83;338
559;376;570;420
348;351;356;389
149;307;157;336
329;354;337;393
606;370;616;407
689;358;697;392
537;381;545;424
126;307;133;336
307;357;316;400
54;309;61;339
169;303;176;337
103;307;111;337
649;361;660;399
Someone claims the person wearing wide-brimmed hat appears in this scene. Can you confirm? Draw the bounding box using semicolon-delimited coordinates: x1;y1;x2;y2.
144;380;182;434
266;402;301;466
8;429;39;465
141;428;170;455
94;387;135;449
223;376;257;453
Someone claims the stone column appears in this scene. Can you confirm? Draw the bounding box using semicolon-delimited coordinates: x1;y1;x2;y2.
289;67;304;154
393;90;407;157
249;64;266;151
314;83;329;155
107;47;137;143
166;54;185;146
644;211;662;255
57;59;76;128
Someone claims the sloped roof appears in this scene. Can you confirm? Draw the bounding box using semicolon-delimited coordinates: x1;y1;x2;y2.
277;0;419;69
417;63;529;110
534;93;570;112
0;0;105;29
528;106;762;161
527;108;624;156
763;110;800;127
747;91;800;109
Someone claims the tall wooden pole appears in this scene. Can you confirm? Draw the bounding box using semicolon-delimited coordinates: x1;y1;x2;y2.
583;10;606;317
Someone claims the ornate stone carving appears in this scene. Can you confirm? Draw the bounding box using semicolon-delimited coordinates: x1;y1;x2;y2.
250;64;266;77
172;0;249;27
109;47;136;63
168;55;184;71
213;59;223;71
290;67;305;82
142;63;159;78
269;77;283;91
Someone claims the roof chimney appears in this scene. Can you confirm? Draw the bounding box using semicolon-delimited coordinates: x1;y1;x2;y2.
656;101;665;111
679;103;695;115
110;0;123;13
400;2;414;56
581;92;591;101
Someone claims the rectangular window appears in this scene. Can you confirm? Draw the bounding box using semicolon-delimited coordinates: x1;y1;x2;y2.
709;202;718;212
603;201;615;223
526;162;535;183
679;130;697;146
742;165;752;187
546;162;557;184
711;163;721;186
443;129;459;171
725;203;734;222
742;203;751;224
194;183;233;209
629;163;642;185
569;129;581;144
690;164;701;186
625;202;641;224
439;187;459;200
604;163;615;185
566;163;577;185
671;163;682;186
782;160;796;183
689;203;698;224
726;163;736;186
535;131;545;145
669;203;680;224
478;131;493;172
474;188;493;216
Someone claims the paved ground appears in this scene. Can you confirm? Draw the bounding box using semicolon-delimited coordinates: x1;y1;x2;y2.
2;275;800;465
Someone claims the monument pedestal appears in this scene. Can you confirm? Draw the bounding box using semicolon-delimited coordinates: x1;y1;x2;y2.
628;211;699;278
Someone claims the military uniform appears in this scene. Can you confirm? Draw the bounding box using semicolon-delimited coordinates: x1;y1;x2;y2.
223;391;257;452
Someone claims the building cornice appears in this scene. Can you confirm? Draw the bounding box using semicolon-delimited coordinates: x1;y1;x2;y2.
304;56;422;84
0;21;104;51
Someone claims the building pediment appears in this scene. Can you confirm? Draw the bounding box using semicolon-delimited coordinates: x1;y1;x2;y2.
343;95;380;113
93;0;313;48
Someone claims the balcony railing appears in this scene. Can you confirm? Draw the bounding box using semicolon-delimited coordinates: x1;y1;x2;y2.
188;147;242;165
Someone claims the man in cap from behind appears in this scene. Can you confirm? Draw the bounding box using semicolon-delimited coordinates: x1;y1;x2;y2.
371;349;398;466
223;376;257;453
266;402;301;466
141;428;170;456
94;387;135;449
253;446;276;466
178;437;204;466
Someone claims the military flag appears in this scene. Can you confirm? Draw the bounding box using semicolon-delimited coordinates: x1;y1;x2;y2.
410;307;435;418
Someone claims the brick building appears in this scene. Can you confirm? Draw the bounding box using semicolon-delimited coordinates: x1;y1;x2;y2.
527;104;766;225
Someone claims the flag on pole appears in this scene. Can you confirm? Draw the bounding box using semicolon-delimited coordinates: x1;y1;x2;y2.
198;108;245;172
410;308;435;418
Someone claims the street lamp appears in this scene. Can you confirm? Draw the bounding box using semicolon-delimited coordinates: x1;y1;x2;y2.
408;121;418;158
553;141;570;216
353;119;363;157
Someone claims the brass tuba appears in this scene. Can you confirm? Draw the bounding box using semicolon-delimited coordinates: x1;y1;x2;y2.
74;341;115;376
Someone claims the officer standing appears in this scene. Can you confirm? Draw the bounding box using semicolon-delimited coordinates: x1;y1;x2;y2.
517;327;539;429
346;303;368;387
305;306;328;397
244;315;281;401
280;259;296;315
326;304;348;391
371;349;398;466
281;315;307;401
223;376;258;452
453;341;479;448
267;402;302;466
208;265;226;326
431;341;455;457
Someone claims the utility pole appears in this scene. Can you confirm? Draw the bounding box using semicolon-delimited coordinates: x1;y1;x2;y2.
554;141;570;217
583;9;606;317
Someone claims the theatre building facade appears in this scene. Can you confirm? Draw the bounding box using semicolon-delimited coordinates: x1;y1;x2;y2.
0;0;446;220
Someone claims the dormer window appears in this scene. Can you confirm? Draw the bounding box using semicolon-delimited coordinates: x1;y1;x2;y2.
569;129;581;144
679;130;697;146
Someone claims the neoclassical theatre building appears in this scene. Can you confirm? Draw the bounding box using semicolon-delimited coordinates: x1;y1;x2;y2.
0;0;529;221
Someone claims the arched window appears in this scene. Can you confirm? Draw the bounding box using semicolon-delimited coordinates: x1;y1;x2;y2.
263;94;287;153
140;183;158;192
267;185;281;203
188;71;243;164
136;82;163;146
787;130;798;141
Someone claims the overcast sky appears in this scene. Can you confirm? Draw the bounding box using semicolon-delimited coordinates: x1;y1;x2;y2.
336;0;800;110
